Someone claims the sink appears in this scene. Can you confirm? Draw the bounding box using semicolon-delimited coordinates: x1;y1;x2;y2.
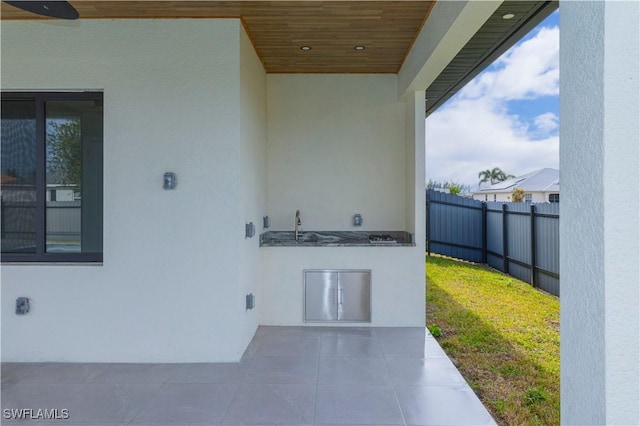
297;232;342;243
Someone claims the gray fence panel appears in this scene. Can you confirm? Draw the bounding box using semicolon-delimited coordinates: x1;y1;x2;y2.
426;191;560;297
537;273;559;297
534;203;559;296
506;203;532;282
487;252;503;272
509;263;531;284
427;190;483;263
486;206;503;269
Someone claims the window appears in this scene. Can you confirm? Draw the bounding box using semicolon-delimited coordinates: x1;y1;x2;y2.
549;193;560;203
1;93;103;262
493;194;497;202
524;193;532;203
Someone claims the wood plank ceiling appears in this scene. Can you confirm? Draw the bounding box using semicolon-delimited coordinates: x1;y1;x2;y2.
0;1;435;74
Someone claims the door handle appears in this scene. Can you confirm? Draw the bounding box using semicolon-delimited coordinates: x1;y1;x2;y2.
338;288;344;305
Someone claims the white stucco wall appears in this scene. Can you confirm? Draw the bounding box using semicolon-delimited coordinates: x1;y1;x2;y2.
266;74;407;232
260;247;424;326
261;77;424;327
237;27;267;353
560;1;640;424
0;19;260;362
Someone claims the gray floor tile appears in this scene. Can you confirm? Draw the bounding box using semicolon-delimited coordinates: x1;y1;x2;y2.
1;383;83;410
318;357;390;385
395;385;496;426
65;383;160;424
379;337;429;358
91;363;179;384
241;337;262;361
1;363;47;386
255;335;321;357
222;384;315;424
322;327;377;337
256;326;325;339
167;363;247;384
374;327;427;339
130;383;237;424
320;335;383;358
244;356;317;384
423;336;449;358
1;327;494;426
15;363;110;384
386;357;466;386
2;422;126;426
315;385;403;424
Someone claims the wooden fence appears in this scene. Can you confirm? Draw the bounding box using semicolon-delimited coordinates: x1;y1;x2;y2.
426;189;560;296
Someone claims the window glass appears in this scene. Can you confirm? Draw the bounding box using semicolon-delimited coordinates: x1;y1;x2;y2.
1;100;37;253
1;93;103;262
45;100;103;254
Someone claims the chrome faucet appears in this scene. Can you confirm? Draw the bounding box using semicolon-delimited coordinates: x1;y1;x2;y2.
295;209;302;240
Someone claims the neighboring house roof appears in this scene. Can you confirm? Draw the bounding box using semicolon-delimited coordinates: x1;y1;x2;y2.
473;168;560;194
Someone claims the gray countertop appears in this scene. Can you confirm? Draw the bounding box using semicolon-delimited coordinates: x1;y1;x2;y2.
259;231;415;247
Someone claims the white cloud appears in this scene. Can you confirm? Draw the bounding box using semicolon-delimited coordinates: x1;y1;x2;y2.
534;112;559;134
425;22;559;187
460;26;559;101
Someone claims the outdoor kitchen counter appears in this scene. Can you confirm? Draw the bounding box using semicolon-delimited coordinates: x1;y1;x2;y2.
259;231;415;247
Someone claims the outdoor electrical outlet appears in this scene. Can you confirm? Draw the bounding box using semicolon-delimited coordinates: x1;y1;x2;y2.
246;293;255;310
16;297;30;315
245;222;255;238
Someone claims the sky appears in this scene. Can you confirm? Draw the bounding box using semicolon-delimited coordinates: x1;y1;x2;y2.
425;11;559;188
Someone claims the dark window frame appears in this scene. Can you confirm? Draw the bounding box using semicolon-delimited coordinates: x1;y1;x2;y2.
549;193;560;203
1;91;103;263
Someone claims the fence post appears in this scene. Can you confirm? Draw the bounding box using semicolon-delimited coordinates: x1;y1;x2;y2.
530;204;538;288
481;202;487;264
502;203;509;274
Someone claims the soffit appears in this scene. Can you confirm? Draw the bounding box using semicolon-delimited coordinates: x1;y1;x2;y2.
425;0;558;116
0;1;434;74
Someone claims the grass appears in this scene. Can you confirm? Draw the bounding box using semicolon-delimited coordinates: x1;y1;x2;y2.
426;255;559;426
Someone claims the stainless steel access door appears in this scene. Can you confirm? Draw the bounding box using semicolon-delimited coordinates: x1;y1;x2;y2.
338;271;371;321
304;271;338;321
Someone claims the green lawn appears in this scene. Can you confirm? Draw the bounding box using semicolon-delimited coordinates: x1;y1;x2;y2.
426;255;560;426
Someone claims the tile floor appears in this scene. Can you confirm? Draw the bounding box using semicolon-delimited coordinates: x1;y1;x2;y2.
1;326;496;425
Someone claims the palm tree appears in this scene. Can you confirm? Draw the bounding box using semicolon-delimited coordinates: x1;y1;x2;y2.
478;169;493;186
478;167;514;186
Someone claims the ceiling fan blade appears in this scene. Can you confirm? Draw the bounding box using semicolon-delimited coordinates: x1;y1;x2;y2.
3;1;79;20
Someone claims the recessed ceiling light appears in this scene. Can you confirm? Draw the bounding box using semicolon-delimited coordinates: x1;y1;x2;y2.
354;45;366;51
502;12;515;20
300;46;312;51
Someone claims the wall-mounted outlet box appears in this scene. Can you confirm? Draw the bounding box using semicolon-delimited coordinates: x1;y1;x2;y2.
263;216;270;229
353;213;363;226
246;293;255;310
163;172;177;190
16;297;30;315
245;222;255;238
